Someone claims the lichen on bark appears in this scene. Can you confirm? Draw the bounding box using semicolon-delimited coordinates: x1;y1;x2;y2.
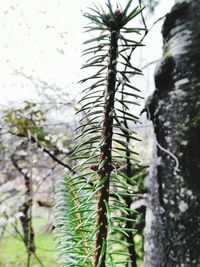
144;1;200;266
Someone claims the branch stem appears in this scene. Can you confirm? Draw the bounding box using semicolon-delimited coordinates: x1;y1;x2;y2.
94;29;119;267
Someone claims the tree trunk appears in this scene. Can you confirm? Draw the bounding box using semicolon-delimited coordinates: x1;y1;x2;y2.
144;1;200;266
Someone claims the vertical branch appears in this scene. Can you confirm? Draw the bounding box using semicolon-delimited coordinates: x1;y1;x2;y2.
11;143;36;266
125;148;137;267
121;86;137;267
11;146;45;267
27;155;34;267
94;29;119;267
119;2;148;265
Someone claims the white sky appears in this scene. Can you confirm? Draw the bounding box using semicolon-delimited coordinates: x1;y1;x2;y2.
0;0;174;106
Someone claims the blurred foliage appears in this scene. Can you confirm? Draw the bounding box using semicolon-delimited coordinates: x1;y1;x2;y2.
3;100;73;156
5;101;46;140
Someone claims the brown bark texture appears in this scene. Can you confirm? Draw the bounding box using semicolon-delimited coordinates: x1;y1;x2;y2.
94;30;118;267
144;1;200;266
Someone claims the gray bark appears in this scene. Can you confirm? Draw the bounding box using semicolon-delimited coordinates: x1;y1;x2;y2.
144;1;200;266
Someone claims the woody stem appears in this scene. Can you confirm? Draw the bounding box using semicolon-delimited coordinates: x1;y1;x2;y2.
94;29;119;267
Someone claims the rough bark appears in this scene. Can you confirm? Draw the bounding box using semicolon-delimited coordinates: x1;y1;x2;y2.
144;1;200;266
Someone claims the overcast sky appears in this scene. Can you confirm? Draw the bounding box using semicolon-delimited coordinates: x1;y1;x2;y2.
0;0;174;105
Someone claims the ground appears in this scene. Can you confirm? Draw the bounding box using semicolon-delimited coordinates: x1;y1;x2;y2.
0;217;57;267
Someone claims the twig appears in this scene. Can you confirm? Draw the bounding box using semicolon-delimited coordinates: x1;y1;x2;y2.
29;136;74;173
33;252;45;267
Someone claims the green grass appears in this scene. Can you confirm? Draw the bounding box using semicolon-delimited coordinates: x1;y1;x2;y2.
0;217;144;267
0;217;58;267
